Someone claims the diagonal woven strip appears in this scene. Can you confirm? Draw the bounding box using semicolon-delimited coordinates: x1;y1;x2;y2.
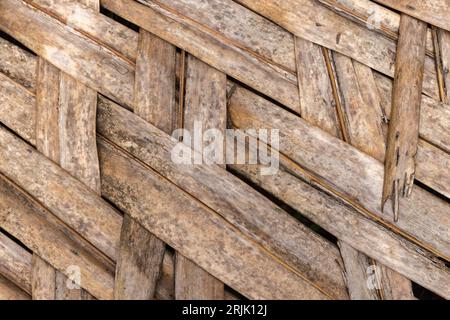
0;0;449;300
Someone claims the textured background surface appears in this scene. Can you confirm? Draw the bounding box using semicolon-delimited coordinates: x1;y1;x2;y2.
0;0;449;300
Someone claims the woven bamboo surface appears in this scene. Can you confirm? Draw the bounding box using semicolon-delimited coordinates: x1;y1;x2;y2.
0;0;449;300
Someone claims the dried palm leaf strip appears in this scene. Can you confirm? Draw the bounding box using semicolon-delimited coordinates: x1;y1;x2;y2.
382;15;428;221
318;0;434;55
0;231;31;294
374;72;450;156
114;29;172;301
2;10;114;296
12;37;111;303
227;86;450;260
115;214;168;300
0;0;135;107
0;37;36;92
373;0;450;32
1;66;447;297
0;274;30;300
0;77;346;301
174;55;227;300
226;86;450;298
294;37;414;299
0;75;346;299
337;242;415;300
22;1;448;175
434;29;450;103
0;172;115;300
2;0;446;147
31;254;56;300
0;5;446;254
0;30;345;300
0;41;446;298
0;124;339;299
0;71;36;145
0;4;447;199
0;212;177;301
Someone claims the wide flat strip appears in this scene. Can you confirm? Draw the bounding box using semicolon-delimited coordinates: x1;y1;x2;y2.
226;141;450;298
374;72;450;155
416;140;450;199
33;0;102;299
33;58;61;300
0;73;36;144
0;0;134;107
0;274;30;300
318;0;434;54
228;86;450;259
96;97;348;299
115;215;166;300
374;0;450;32
0;0;444;132
382;15;428;220
0;37;36;91
143;0;296;71
234;0;388;76
234;0;439;99
0;175;114;300
0;126;121;261
183;55;227;142
175;255;224;300
36;64;101;194
333;54;386;161
294;38;342;138
115;29;174;300
338;242;381;300
296;43;413;299
0;232;31;293
27;0;136;61
33;49;118;267
101;0;300;111
378;265;415;300
338;242;414;300
98;138;328;300
176;55;226;299
36;59;61;163
134;30;177;132
58;73;101;193
0;77;341;298
31;255;55;300
55;272;92;300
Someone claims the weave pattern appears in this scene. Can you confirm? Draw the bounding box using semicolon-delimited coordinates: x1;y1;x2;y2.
0;0;449;300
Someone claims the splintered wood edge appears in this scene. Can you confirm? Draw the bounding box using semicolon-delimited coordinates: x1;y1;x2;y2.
382;14;428;221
